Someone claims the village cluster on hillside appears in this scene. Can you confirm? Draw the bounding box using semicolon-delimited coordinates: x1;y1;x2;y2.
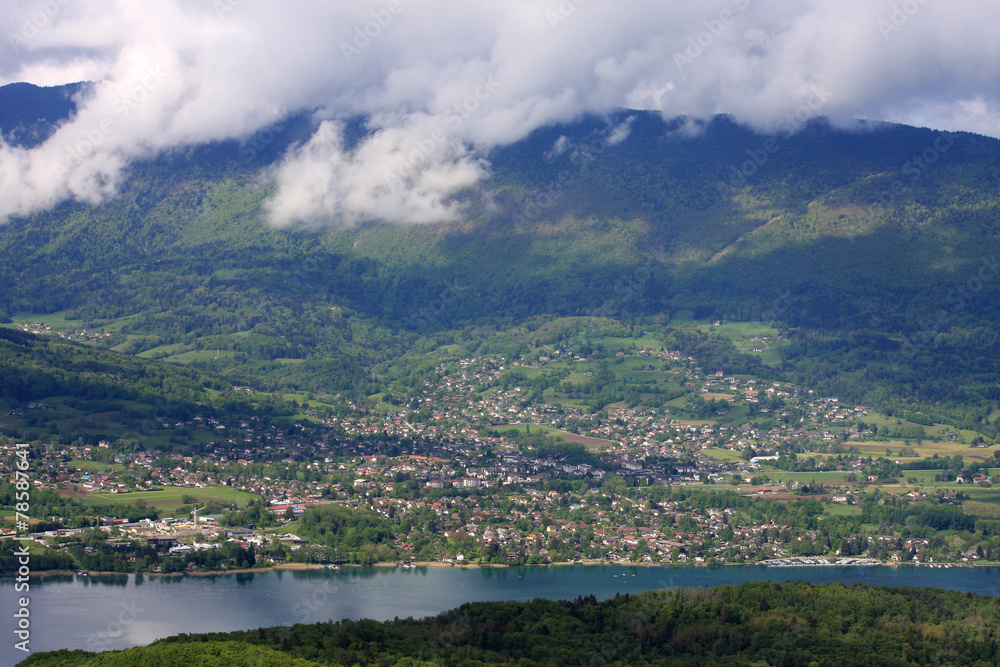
4;340;996;572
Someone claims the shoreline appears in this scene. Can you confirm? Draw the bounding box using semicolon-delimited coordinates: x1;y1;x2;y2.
16;562;328;579
10;559;999;579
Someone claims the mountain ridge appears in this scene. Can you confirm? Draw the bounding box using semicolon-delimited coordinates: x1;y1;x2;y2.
1;83;999;430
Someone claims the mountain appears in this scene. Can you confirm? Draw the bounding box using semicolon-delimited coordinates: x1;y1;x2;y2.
1;83;999;431
0;82;87;148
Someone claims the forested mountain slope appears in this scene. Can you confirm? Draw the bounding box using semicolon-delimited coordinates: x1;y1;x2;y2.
1;83;999;427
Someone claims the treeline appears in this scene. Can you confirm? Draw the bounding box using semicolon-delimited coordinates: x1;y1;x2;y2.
295;504;399;566
0;482;159;529
24;582;1000;666
0;329;312;451
0;526;263;575
865;501;977;533
0;328;226;405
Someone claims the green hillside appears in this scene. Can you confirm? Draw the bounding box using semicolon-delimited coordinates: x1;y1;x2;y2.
1;98;999;431
21;582;1000;666
0;326;296;450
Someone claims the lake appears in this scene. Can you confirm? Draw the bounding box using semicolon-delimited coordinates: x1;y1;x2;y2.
4;564;1000;664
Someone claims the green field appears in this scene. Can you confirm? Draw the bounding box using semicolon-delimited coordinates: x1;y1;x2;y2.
495;423;561;435
899;470;942;482
947;487;1000;503
494;423;585;443
166;349;240;363
137;342;192;359
679;321;785;365
492;423;614;449
701;448;743;463
766;471;856;484
5;311;84;331
82;485;257;513
846;439;998;462
503;330;782;414
6;311;144;336
540;389;591;409
591;333;663;349
68;459;123;472
291;396;340;410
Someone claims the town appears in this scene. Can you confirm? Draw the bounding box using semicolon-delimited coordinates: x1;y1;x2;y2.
3;331;999;574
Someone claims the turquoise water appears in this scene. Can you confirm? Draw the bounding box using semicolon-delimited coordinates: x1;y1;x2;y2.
4;564;1000;664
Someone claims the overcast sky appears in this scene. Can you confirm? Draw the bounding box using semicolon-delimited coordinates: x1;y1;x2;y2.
1;0;998;226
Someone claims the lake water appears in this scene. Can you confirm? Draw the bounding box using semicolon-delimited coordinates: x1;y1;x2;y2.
4;564;1000;664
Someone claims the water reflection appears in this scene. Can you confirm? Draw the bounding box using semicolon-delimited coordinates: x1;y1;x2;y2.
6;563;999;667
81;573;128;587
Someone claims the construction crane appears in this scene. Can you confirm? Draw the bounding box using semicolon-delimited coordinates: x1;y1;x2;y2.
191;505;207;525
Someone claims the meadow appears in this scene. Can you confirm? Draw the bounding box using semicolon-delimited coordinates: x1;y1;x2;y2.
80;485;257;514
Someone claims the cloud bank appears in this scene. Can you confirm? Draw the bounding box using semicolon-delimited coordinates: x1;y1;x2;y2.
2;0;1000;226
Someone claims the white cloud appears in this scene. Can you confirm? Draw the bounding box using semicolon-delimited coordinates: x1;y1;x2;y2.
606;116;636;146
0;0;999;225
265;118;487;228
546;136;571;159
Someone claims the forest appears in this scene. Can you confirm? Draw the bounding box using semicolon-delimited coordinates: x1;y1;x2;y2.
21;581;1000;666
1;100;999;432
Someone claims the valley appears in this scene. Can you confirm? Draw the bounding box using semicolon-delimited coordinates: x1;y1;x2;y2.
4;317;1000;574
3;79;1000;664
